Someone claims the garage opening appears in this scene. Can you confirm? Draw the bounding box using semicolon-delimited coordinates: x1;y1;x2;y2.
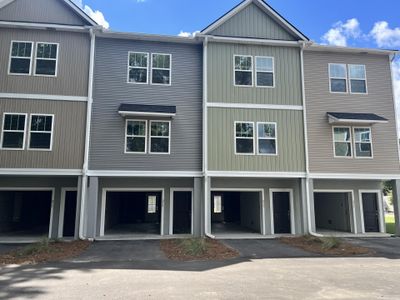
0;190;52;238
211;191;262;235
314;192;352;233
104;191;162;236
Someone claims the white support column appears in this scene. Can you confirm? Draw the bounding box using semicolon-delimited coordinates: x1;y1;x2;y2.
392;180;400;236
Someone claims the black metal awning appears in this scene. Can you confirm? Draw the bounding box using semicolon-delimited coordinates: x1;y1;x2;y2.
118;104;176;118
327;112;388;124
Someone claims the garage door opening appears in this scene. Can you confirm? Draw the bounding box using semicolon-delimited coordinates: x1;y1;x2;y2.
103;191;162;237
314;192;353;233
0;190;53;239
211;191;262;236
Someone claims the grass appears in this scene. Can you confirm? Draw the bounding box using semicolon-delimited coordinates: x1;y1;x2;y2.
386;214;396;234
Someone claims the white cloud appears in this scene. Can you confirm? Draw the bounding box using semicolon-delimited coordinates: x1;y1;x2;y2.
83;5;109;29
321;18;361;46
178;30;200;37
370;21;400;48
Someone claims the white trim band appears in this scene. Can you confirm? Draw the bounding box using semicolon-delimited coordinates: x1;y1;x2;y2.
86;170;203;177
0;93;88;102
207;171;306;178
207;102;303;111
0;168;82;176
310;173;400;180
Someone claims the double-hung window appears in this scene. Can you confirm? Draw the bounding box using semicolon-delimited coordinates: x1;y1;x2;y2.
35;43;58;76
235;122;255;154
257;122;277;155
333;127;352;157
255;56;274;87
28;114;53;150
150;121;170;154
349;64;367;94
147;195;157;214
329;63;347;93
234;55;253;86
9;41;33;75
151;54;171;85
1;113;27;149
125;120;147;153
354;127;372;158
128;52;148;84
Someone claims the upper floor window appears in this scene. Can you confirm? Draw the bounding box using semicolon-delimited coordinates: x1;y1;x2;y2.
9;41;33;75
329;63;367;94
28;114;53;150
333;127;352;158
257;122;277;155
329;63;347;93
150;121;170;154
354;127;372;158
128;52;148;84
234;55;253;86
349;65;367;94
151;54;171;85
1;113;27;150
35;43;58;76
235;122;255;154
255;56;274;87
125;120;147;153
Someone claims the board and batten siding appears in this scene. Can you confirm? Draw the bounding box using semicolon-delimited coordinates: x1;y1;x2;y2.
208;108;305;172
0;28;90;97
304;51;400;174
89;37;202;171
0;99;86;169
207;42;302;105
208;2;296;41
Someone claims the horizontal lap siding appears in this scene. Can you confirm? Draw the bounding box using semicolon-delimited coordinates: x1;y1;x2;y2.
89;38;202;171
304;51;399;174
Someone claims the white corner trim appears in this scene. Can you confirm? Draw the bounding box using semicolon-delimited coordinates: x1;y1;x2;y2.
86;170;203;177
0;168;83;176
0;93;88;102
207;171;306;178
207;102;303;111
309;173;400;180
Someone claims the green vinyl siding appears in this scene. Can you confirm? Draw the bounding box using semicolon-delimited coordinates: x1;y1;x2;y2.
208;108;305;172
207;43;302;105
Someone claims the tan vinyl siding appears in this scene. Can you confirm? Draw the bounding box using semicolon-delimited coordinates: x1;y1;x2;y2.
208;108;305;172
0;28;90;97
207;42;302;105
304;51;400;174
0;99;86;169
209;3;296;41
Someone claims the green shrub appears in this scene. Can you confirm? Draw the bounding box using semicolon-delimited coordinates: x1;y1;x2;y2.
321;236;341;250
179;238;208;256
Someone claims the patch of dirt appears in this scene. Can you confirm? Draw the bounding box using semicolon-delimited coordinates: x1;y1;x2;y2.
0;240;91;265
161;238;239;261
280;236;374;256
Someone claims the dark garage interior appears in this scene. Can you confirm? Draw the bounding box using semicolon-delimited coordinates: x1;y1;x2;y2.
0;190;52;238
105;191;162;235
211;191;261;235
314;192;352;233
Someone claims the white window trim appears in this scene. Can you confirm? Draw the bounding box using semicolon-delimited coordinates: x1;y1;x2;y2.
124;119;147;154
328;63;348;94
149;120;171;155
8;40;34;76
332;126;353;159
151;53;172;86
234;121;255;155
255;56;275;88
348;64;368;95
0;112;28;151
27;113;54;151
353;126;373;159
257;122;278;156
127;51;149;85
33;42;59;77
233;55;254;87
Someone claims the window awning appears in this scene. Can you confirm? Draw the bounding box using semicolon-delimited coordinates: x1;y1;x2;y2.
118;104;176;118
327;112;388;125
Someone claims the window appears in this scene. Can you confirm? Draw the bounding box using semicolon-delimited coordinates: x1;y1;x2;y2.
235;122;255;154
125;120;147;153
329;63;347;93
28;114;53;150
9;41;33;75
147;195;157;214
333;127;352;157
150;121;170;154
234;55;253;86
257;122;277;155
128;52;148;84
213;195;222;213
35;43;58;76
1;113;27;149
255;56;274;87
349;65;367;94
151;54;171;85
354;127;372;158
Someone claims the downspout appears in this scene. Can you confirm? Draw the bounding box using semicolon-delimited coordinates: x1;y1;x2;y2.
300;42;322;237
79;27;96;240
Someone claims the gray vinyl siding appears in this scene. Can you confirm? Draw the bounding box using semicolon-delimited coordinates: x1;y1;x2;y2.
0;0;90;26
0;99;86;169
208;108;305;172
209;2;296;41
0;28;90;97
89;37;202;171
304;51;400;174
207;42;302;105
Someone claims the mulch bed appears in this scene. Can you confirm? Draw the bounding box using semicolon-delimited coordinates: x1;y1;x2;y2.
161;238;239;261
280;236;374;256
0;240;91;265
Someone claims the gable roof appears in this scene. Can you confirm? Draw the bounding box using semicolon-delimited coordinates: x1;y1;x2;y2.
0;0;98;26
201;0;308;41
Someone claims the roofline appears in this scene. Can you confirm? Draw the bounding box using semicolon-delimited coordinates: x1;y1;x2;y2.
304;43;399;56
